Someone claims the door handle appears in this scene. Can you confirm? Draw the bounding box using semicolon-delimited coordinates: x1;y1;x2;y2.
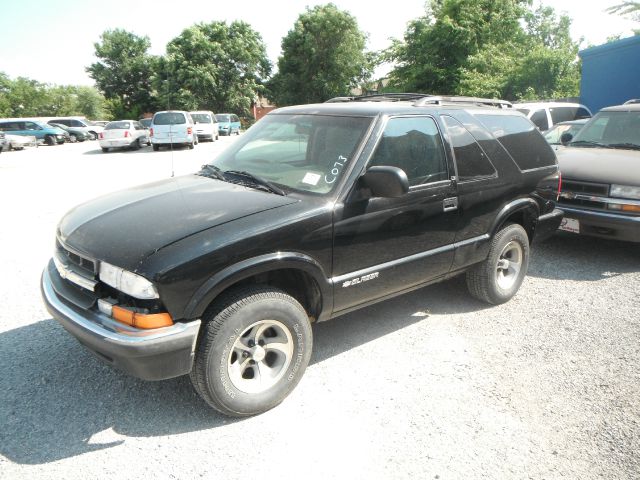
443;197;458;212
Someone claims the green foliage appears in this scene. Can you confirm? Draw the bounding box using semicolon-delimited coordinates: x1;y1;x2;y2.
153;21;271;116
268;3;372;105
0;72;109;119
387;0;581;101
87;29;156;119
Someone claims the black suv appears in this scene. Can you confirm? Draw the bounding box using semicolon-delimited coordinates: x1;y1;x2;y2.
42;94;563;416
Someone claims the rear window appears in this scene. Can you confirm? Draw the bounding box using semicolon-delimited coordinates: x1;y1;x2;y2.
153;112;186;125
529;110;549;130
105;121;131;130
216;114;231;122
550;107;580;124
192;113;212;123
476;114;556;170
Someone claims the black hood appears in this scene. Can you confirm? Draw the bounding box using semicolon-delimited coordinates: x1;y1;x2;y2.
58;175;298;271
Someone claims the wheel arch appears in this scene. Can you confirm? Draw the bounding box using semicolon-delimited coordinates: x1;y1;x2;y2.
490;198;540;242
183;252;333;323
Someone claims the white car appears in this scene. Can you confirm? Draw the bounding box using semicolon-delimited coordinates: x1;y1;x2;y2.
190;110;219;142
5;134;38;150
99;120;150;152
150;111;198;150
515;102;592;132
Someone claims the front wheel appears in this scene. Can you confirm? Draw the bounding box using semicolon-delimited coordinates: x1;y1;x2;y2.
466;223;529;305
190;286;313;417
45;135;56;146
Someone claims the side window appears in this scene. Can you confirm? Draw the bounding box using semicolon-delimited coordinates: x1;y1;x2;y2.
24;122;39;130
550;107;576;124
133;122;143;130
370;116;448;186
576;107;591;119
476;114;556;170
70;120;84;127
441;116;496;180
529;109;549;130
233;115;239;123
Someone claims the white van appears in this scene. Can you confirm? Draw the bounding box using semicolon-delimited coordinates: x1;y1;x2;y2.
515;102;592;132
150;111;198;150
190;111;219;142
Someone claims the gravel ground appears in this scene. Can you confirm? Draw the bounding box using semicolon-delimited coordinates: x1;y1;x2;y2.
0;140;638;480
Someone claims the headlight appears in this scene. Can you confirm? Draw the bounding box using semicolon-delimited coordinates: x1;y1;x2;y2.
610;184;640;200
99;261;158;299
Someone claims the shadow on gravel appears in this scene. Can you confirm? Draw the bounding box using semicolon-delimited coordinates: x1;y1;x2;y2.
529;233;639;281
0;276;486;465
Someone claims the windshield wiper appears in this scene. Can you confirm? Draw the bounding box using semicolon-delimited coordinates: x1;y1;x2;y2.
607;143;640;151
198;164;226;181
224;170;286;196
569;140;609;148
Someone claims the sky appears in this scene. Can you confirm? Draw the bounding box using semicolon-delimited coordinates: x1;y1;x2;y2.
0;0;637;87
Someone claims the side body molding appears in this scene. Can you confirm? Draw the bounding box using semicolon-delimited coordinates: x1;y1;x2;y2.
183;252;333;321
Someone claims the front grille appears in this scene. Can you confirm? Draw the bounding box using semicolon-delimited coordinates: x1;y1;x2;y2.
56;239;97;277
559;179;610;211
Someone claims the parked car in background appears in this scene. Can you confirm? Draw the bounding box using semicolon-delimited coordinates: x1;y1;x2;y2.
190;111;219;141
139;118;152;129
92;120;110;127
99;120;150;152
556;102;640;242
48;117;104;140
150;111;198;150
215;113;241;136
0;132;6;152
49;122;90;142
516;102;592;131
5;134;38;150
0;119;66;145
543;119;588;146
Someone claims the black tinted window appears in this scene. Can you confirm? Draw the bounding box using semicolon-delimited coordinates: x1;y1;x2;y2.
550;107;578;124
51;119;70;126
442;116;495;180
370;116;448;186
70;120;84;127
576;108;591;119
215;114;230;122
529;110;549;130
477;114;556;170
105;121;130;130
153;112;186;125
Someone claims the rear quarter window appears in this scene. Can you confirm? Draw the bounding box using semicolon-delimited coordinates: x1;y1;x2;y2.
476;114;556;170
441;115;496;180
153;112;186;125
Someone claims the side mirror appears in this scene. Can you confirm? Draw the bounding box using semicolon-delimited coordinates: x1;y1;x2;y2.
361;166;409;198
560;132;573;145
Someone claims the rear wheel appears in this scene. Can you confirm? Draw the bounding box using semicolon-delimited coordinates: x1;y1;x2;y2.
45;135;56;146
466;223;529;304
152;144;160;151
190;286;313;417
101;147;109;153
88;131;97;140
69;134;77;143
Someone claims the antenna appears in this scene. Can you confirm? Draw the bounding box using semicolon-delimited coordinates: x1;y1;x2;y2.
166;57;175;178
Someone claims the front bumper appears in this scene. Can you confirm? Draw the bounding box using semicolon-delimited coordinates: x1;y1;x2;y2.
558;205;640;243
41;260;201;380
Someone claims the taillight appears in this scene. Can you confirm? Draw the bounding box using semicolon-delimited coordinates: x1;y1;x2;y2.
124;130;130;138
557;170;562;201
187;127;192;135
98;132;104;139
150;128;154;137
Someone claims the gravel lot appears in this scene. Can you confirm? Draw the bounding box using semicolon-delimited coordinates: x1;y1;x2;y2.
1;139;638;480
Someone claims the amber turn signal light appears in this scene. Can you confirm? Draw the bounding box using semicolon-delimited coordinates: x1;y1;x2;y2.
112;305;174;329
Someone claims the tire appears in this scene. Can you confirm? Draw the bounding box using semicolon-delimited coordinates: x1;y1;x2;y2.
152;144;160;151
88;131;97;140
190;286;313;417
45;135;56;146
70;134;77;143
188;140;195;150
101;147;109;153
216;133;219;141
466;223;529;305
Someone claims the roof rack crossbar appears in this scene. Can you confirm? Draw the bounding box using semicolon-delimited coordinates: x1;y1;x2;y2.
325;93;430;103
412;95;513;109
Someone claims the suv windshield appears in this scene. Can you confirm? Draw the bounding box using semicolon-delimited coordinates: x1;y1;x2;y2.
571;110;640;149
215;114;231;122
192;113;212;123
154;112;186;125
207;114;372;195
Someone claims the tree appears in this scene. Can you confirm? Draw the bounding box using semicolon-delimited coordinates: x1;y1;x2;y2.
154;21;271;115
87;29;156;119
386;0;581;101
607;1;640;20
268;3;372;105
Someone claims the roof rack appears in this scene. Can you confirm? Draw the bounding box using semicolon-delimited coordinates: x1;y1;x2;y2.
325;93;429;103
624;99;640;105
324;93;512;109
412;95;513;109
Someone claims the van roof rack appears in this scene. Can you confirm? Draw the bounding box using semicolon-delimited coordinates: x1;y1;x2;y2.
325;93;512;109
